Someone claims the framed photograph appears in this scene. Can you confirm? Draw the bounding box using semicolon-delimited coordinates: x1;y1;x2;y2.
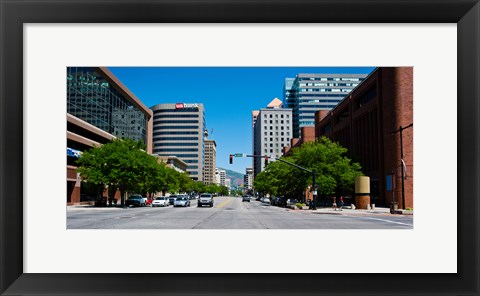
1;0;479;295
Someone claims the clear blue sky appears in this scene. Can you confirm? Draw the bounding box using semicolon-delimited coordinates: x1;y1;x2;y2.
109;67;375;174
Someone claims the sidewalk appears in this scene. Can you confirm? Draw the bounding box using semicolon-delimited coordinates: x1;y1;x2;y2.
309;206;412;216
67;204;127;211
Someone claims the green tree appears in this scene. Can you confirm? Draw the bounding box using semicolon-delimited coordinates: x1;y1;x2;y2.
76;138;162;207
291;136;363;197
254;136;363;204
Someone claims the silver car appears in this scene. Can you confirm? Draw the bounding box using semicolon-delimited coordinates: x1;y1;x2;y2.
198;193;214;207
173;196;190;207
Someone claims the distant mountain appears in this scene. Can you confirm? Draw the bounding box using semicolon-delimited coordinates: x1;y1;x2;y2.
218;167;244;187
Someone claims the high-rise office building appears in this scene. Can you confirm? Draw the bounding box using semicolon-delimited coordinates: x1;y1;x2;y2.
283;77;295;107
244;167;253;190
252;98;293;176
251;110;260;172
286;73;368;138
204;139;217;184
66;67;153;205
215;168;226;186
150;103;205;181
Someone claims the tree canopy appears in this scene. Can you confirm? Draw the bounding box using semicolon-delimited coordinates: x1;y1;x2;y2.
254;136;363;202
76;138;232;206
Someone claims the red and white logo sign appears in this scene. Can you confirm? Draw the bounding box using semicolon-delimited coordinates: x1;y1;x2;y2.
175;103;184;109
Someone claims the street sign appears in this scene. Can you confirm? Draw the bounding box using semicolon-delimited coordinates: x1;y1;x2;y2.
234;153;243;157
312;191;317;195
242;153;247;157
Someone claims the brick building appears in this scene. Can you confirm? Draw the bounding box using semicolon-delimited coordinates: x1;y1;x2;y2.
315;67;413;208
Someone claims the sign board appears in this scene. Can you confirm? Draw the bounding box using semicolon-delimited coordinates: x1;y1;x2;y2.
234;153;243;157
312;191;317;195
175;103;199;109
386;175;393;191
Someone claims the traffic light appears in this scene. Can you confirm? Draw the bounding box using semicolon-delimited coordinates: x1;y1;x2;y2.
229;154;233;164
265;156;269;166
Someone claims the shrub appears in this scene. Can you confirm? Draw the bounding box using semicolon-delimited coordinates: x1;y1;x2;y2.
296;203;306;209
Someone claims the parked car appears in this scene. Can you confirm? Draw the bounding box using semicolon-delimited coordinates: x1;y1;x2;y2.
276;197;288;207
260;197;270;204
168;195;177;205
126;195;145;207
174;196;191;207
242;195;251;202
152;196;169;207
198;193;214;207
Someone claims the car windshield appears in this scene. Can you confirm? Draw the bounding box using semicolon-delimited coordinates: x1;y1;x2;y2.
200;194;212;198
128;196;141;200
169;195;177;198
177;197;188;201
155;197;165;200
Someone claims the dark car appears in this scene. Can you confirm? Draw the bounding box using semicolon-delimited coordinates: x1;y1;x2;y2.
198;193;214;207
242;195;251;202
126;196;145;207
168;195;177;205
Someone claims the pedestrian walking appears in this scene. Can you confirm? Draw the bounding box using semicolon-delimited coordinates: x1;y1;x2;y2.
332;196;337;211
338;196;344;211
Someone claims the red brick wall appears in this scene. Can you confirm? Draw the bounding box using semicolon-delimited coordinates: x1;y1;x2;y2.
300;126;315;143
314;67;413;208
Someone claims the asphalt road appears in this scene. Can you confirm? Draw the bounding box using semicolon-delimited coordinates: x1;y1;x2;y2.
67;196;413;229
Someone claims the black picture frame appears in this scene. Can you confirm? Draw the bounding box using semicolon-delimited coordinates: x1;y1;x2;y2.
1;0;479;295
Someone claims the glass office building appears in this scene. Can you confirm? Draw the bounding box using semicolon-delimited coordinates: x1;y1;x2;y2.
285;73;368;138
66;67;153;205
67;67;148;145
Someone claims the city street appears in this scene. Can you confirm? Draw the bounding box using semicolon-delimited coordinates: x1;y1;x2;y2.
67;196;413;229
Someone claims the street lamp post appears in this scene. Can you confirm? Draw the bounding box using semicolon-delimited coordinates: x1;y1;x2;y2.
392;123;413;209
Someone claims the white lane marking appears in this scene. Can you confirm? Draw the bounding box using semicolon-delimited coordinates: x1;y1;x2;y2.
363;217;413;226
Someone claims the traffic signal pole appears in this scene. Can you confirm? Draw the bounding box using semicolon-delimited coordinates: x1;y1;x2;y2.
229;153;317;210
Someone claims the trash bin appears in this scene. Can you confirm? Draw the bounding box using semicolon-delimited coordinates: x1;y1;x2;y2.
390;202;398;213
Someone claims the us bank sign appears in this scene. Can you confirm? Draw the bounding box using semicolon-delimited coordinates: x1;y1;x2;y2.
175;103;199;109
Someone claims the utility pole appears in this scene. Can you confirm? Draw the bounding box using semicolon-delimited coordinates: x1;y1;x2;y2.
392;123;413;209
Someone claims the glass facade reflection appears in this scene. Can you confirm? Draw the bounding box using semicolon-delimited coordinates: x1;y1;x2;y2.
67;67;147;144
